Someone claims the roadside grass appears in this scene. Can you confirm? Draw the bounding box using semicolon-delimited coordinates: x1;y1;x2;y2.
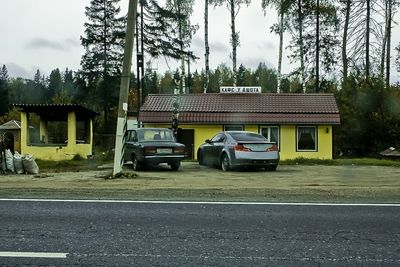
1;161;399;203
280;157;400;167
36;155;111;172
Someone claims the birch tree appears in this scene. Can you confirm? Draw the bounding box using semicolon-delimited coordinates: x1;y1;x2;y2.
262;0;292;93
204;0;210;93
212;0;251;86
165;0;198;94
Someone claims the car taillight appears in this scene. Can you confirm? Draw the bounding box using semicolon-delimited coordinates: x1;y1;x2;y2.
174;147;185;153
234;144;251;152
144;147;156;154
266;144;278;152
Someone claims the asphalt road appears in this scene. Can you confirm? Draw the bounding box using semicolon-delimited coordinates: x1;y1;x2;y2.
0;200;399;266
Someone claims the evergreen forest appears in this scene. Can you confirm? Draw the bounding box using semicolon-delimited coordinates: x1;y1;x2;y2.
1;0;400;157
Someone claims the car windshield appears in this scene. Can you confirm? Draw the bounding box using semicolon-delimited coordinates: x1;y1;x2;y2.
229;132;267;142
138;129;175;142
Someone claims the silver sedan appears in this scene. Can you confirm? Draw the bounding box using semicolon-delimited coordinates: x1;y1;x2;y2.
197;131;280;171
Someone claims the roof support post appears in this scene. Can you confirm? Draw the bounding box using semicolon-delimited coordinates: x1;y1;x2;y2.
39;118;48;144
67;111;77;147
20;112;29;150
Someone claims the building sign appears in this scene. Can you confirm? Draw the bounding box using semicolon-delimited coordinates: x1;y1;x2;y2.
220;86;261;94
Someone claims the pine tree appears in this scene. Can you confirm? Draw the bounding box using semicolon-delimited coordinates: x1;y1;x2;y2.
0;64;9;115
63;68;76;97
47;68;63;103
288;0;339;92
80;0;126;131
31;69;45;103
81;0;126;81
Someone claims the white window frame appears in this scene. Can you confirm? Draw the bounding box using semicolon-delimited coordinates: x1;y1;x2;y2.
259;126;280;149
296;126;318;152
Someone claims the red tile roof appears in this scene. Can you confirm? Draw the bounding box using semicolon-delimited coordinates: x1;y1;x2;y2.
138;93;340;124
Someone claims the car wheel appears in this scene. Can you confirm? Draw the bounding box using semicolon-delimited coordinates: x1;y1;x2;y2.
132;154;141;171
197;150;204;165
170;161;181;170
221;153;230;172
265;165;277;171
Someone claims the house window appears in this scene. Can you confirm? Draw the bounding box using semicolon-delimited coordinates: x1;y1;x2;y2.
224;125;244;131
260;126;280;149
297;126;317;151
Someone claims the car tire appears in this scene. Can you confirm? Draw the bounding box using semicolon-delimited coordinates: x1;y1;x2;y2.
170;161;180;171
132;154;142;171
197;150;204;165
265;165;277;171
221;153;230;172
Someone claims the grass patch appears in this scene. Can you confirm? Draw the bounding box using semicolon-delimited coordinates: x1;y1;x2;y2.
281;157;400;167
36;157;112;172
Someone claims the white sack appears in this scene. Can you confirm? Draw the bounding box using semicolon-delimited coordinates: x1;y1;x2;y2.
13;151;25;174
22;154;39;174
5;149;15;172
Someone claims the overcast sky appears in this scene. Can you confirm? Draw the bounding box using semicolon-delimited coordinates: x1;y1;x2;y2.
1;0;399;82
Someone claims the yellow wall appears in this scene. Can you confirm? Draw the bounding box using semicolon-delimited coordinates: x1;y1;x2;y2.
144;123;333;160
280;125;332;160
20;112;93;161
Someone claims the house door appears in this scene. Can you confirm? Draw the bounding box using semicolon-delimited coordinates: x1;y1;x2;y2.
4;132;14;153
177;129;194;159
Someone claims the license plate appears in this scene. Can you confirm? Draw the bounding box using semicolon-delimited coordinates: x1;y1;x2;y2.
157;148;172;154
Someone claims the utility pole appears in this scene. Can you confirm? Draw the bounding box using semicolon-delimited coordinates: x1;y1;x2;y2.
113;0;138;176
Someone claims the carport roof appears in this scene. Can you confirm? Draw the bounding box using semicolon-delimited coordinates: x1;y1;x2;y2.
0;120;21;130
13;104;99;121
138;93;341;125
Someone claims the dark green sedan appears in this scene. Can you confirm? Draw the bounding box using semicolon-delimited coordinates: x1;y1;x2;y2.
123;128;185;171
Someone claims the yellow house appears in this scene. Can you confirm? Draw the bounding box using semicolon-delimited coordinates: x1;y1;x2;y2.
14;104;98;161
137;92;340;160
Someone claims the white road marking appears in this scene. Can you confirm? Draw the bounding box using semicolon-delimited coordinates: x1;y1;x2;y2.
0;252;67;258
0;198;399;207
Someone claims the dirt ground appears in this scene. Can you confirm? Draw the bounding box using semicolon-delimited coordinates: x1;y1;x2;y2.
1;162;399;202
2;161;400;187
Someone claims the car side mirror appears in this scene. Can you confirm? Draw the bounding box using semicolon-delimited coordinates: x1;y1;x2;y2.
205;139;211;144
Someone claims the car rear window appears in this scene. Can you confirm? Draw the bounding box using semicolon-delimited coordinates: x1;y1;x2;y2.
138;129;175;141
230;132;267;142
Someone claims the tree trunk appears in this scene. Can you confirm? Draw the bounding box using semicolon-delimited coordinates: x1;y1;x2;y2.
385;0;392;87
316;0;320;93
230;0;237;85
277;8;284;93
298;0;305;92
342;0;351;80
177;3;186;94
204;0;210;93
366;0;371;79
380;0;388;79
